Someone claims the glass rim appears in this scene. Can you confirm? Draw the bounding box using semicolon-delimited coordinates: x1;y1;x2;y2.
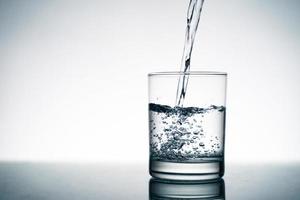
148;71;227;76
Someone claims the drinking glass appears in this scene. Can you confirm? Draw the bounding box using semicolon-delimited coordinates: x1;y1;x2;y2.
148;71;227;181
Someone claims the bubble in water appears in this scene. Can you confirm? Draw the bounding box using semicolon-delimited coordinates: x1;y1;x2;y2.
149;103;225;162
193;131;200;135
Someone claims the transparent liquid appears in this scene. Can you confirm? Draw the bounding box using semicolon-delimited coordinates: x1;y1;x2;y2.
149;103;225;180
176;0;205;106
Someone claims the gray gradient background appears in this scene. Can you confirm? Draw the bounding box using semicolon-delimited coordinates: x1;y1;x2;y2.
0;0;299;163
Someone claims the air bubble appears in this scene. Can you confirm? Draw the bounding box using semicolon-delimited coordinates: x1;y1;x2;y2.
199;142;205;147
193;131;200;135
179;142;185;149
179;127;186;132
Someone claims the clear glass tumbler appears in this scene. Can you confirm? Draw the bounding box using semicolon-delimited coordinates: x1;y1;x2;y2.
148;71;227;181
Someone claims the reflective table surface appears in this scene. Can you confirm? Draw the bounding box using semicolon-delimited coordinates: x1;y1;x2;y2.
0;162;299;199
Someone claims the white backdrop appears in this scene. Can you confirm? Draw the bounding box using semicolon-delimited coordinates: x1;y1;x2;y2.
0;0;299;163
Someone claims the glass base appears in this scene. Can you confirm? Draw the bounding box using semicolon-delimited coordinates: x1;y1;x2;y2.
150;160;224;181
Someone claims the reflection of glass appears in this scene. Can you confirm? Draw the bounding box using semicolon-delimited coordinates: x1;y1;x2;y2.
149;178;225;200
